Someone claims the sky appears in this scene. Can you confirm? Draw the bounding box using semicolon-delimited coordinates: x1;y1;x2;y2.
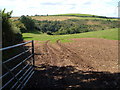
0;0;119;17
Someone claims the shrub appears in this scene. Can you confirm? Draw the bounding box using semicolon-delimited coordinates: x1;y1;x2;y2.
2;9;23;48
46;31;53;35
19;15;35;31
13;20;27;33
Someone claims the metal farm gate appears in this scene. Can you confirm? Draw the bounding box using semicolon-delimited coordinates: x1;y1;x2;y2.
0;40;35;89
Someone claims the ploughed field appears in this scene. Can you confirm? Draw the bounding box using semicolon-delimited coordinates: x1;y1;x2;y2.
25;38;119;89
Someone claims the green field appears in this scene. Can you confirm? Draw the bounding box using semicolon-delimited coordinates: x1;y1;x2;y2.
23;28;118;43
11;13;118;21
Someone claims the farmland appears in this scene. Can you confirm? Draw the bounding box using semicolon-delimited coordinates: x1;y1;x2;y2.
11;14;118;21
10;13;120;88
24;28;119;88
2;0;120;87
23;28;119;42
30;15;118;21
12;13;118;35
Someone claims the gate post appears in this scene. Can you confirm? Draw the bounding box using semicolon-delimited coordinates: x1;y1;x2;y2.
32;40;35;66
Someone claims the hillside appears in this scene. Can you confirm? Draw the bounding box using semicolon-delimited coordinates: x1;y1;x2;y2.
23;28;119;42
4;12;120;89
11;13;118;35
24;29;119;88
54;13;118;19
53;13;103;18
11;13;118;21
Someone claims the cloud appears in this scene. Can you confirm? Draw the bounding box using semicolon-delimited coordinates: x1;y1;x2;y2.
84;2;92;5
41;2;62;5
0;0;119;17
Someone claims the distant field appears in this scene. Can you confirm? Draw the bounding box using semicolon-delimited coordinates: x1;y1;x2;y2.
55;13;96;16
31;16;79;21
11;16;78;21
31;16;117;21
11;17;19;20
11;13;118;21
11;16;117;21
23;28;118;42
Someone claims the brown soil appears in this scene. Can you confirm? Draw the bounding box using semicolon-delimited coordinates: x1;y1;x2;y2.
25;38;119;89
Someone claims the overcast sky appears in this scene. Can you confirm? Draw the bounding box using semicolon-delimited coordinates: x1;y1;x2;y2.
0;0;119;17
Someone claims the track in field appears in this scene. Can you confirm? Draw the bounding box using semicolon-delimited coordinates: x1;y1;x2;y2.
25;38;119;89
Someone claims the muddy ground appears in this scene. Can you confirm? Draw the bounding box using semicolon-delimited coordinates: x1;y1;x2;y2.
25;38;120;89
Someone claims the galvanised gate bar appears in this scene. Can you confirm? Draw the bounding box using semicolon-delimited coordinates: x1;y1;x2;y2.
0;40;35;90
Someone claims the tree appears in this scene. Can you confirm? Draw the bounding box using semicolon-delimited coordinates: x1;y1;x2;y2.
2;9;23;47
13;20;27;33
19;15;35;31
